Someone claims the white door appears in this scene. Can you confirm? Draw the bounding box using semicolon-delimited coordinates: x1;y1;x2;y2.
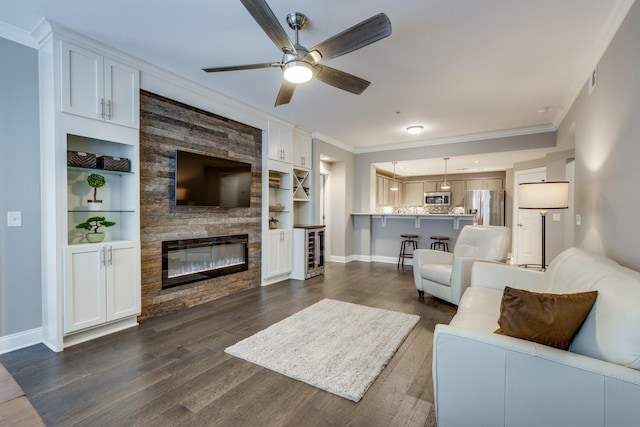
514;169;546;266
64;245;106;333
106;241;140;321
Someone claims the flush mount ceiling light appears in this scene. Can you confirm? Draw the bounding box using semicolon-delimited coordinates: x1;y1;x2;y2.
441;157;451;190
390;161;399;191
406;125;424;135
283;60;313;83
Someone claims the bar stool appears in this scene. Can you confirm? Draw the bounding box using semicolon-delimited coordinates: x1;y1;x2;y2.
430;235;450;252
398;234;419;267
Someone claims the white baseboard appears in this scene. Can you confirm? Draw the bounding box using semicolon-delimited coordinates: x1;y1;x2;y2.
0;327;43;355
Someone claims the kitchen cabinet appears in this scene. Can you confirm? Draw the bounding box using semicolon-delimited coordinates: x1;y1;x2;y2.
424;181;437;192
292;128;312;168
376;175;402;207
267;229;292;278
437;180;466;207
267;120;293;163
404;181;424;206
61;41;139;128
466;178;503;191
63;241;140;334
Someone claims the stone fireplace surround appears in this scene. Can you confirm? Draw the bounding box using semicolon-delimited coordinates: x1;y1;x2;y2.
139;91;262;320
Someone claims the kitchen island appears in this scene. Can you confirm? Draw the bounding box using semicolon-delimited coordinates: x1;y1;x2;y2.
351;213;476;265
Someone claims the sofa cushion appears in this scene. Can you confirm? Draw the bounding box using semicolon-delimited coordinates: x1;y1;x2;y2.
450;287;503;332
420;263;452;285
495;286;598;350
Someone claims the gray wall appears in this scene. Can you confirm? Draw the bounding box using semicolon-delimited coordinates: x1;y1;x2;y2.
0;37;42;337
558;0;640;270
314;139;355;260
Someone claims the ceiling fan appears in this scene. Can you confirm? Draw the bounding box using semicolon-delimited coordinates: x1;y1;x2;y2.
203;0;392;106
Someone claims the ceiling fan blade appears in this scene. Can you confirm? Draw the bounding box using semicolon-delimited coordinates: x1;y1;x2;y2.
314;65;371;95
310;13;391;62
275;80;296;106
202;63;279;73
240;0;296;53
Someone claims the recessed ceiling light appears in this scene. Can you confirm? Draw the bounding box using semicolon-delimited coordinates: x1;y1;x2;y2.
406;125;424;135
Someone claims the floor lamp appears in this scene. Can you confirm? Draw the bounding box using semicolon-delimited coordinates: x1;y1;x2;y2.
518;181;569;271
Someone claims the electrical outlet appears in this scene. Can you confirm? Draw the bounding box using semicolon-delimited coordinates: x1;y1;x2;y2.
7;211;22;227
552;214;561;222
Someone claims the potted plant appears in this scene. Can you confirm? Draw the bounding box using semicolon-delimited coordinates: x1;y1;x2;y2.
269;216;279;229
87;173;106;210
76;216;116;243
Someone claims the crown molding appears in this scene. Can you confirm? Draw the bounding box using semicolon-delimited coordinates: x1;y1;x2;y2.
0;21;38;48
311;132;355;153
354;124;557;154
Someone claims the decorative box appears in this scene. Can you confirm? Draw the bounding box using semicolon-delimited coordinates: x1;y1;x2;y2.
97;155;130;172
67;151;97;168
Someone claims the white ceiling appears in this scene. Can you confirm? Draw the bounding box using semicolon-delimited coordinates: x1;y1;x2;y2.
0;0;633;175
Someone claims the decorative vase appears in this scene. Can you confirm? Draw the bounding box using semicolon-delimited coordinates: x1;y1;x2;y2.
87;201;102;211
269;222;277;230
86;232;105;243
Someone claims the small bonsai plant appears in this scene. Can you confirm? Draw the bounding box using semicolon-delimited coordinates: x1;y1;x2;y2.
87;173;106;203
76;216;116;243
269;216;279;229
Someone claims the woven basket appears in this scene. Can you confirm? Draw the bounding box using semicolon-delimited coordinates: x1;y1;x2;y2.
67;151;97;168
97;155;130;172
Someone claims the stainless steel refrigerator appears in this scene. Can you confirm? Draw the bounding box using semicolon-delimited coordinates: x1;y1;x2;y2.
465;190;505;226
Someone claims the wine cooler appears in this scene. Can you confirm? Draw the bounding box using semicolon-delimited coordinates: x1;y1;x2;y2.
292;225;325;280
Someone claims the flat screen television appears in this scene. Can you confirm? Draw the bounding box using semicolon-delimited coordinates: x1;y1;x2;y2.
175;150;252;208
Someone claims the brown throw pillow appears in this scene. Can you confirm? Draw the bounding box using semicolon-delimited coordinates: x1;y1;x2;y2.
495;286;598;350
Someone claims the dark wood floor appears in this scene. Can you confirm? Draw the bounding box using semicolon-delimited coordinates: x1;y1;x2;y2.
0;262;456;426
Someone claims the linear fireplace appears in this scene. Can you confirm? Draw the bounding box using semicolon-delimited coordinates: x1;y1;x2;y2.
162;234;249;289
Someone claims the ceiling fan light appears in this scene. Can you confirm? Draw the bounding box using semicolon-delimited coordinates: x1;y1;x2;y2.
406;125;424;135
283;61;313;83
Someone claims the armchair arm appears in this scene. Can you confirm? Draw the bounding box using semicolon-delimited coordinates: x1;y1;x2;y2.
449;257;502;305
412;249;454;287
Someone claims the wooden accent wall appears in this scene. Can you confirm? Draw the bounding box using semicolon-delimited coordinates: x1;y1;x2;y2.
139;91;262;320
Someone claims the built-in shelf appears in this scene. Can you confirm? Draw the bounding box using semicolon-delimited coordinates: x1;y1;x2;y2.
67;166;133;176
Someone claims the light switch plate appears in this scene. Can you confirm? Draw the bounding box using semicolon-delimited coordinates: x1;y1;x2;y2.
576;214;582;226
552;214;561;222
7;211;22;227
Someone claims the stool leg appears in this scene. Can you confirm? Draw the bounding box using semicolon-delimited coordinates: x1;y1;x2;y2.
398;241;406;267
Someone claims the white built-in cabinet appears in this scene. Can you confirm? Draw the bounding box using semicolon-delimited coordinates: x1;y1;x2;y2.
292;128;312;169
63;241;139;333
267;120;293;163
267;230;293;278
61;41;139;129
263;123;314;284
38;25;141;351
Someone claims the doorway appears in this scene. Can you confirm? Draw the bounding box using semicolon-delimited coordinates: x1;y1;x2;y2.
513;168;546;266
319;166;331;260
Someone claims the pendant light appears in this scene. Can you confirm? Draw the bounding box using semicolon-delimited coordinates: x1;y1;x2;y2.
441;157;451;190
390;161;399;191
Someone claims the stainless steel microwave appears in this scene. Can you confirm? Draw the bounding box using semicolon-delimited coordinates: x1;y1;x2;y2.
425;191;451;206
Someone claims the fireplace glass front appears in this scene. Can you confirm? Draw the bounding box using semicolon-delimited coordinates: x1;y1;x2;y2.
162;234;248;289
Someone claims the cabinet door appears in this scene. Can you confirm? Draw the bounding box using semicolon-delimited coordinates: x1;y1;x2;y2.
485;178;503;190
267;230;292;277
404;182;424;206
106;242;140;321
424;181;437;192
61;41;104;121
451;180;466;206
64;245;106;333
268;121;293;163
293;129;312;168
104;58;140;128
466;179;484;191
376;176;384;206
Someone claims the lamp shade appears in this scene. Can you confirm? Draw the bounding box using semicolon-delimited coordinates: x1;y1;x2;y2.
519;181;569;209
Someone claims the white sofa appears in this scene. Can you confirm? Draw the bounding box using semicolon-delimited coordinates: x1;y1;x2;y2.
413;225;511;305
433;247;640;427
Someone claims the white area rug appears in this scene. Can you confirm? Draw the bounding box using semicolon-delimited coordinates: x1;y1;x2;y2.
225;298;420;402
